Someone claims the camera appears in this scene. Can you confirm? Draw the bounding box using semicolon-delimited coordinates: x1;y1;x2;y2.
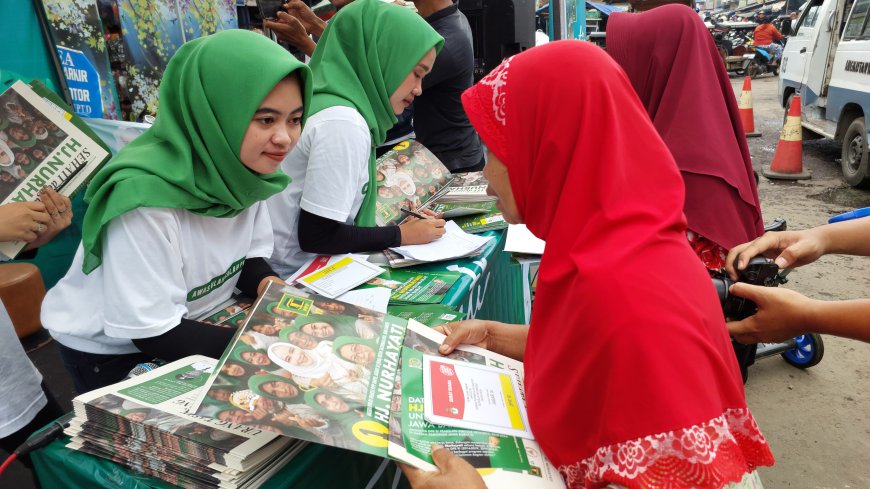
711;256;785;320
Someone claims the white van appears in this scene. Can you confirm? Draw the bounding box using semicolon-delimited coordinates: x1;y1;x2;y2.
779;0;870;187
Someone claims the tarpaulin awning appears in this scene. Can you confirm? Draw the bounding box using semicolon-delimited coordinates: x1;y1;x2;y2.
535;2;626;16
587;2;625;16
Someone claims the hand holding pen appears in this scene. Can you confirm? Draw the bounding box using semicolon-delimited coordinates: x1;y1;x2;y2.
398;207;445;245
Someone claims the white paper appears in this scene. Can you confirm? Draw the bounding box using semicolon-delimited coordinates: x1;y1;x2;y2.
298;255;384;298
504;224;545;255
422;355;533;439
389;221;492;262
285;254;370;283
336;286;392;313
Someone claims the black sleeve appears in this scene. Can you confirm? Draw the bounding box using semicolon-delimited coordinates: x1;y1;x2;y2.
236;257;276;298
298;209;402;254
132;319;236;362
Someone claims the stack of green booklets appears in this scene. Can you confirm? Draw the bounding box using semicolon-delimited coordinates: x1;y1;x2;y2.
66;356;302;488
363;267;462;305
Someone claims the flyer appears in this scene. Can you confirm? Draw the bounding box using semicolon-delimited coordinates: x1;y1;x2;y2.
298;255;384;299
422;356;532;439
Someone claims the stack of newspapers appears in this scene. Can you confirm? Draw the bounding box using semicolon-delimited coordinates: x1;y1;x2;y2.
64;356;304;489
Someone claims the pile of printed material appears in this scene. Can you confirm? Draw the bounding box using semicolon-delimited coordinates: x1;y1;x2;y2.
64;356;304;489
189;283;566;488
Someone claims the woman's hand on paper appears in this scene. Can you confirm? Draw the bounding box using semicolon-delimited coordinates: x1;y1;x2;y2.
433;320;492;354
0;201;50;244
436;320;529;361
257;276;287;297
398;445;487;489
399;217;446;245
25;188;72;250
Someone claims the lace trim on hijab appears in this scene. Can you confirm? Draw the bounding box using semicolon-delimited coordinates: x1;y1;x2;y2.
478;55;514;126
558;407;774;489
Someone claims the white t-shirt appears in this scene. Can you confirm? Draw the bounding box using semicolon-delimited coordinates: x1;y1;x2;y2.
267;106;372;277
0;303;46;438
42;203;274;355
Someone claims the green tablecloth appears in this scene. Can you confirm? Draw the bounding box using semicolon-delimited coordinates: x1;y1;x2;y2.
32;440;410;489
31;229;527;488
420;228;524;324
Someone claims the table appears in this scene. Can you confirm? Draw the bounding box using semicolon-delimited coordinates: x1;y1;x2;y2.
417;228;525;325
33;439;410;488
32;229;528;488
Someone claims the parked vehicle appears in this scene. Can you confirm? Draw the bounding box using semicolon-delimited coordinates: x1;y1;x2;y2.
779;0;870;187
709;21;758;74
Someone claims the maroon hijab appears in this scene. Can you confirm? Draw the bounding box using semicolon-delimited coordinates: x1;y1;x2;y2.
607;4;764;250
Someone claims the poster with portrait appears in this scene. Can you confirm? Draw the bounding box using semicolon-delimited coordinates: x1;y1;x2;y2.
0;81;111;258
194;283;409;458
374;139;452;225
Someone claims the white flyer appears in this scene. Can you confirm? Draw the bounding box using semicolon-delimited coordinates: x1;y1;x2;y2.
297;254;384;299
422;355;533;439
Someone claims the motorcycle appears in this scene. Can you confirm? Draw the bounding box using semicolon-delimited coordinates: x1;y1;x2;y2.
708;21;759;75
741;37;783;78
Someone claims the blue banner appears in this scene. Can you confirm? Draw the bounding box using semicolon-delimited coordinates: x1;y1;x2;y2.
56;46;103;118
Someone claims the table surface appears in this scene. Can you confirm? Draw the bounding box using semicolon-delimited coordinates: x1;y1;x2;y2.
32;229;524;489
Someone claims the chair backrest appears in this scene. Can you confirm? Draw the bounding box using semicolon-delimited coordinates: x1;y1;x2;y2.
0;263;46;338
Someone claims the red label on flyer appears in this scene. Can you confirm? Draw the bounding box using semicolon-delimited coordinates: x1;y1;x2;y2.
293;256;331;283
429;361;465;419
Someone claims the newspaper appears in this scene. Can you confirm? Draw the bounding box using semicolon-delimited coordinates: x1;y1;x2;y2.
0;81;110;257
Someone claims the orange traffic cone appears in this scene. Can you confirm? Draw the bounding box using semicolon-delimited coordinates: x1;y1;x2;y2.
763;94;811;180
738;77;762;138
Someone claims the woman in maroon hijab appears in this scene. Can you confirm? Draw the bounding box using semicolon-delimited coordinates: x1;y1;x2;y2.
607;4;765;271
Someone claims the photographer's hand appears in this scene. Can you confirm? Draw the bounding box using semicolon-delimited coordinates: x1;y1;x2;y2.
728;283;870;344
725;229;826;280
726;283;815;343
264;13;317;57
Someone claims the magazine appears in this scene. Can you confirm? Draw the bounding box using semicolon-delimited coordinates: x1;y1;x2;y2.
431;171;496;203
389;322;565;488
0;81;111;257
374;140;495;227
70;356;294;472
194;284;409;459
375;140;451;226
386;304;466;327
197;292;254;328
192;286;562;487
362;268;461;304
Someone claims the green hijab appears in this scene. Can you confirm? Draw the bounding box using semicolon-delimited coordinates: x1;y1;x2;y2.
308;0;443;226
81;30;312;273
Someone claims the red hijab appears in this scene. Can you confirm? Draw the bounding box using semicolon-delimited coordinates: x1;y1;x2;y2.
607;4;764;251
462;41;773;488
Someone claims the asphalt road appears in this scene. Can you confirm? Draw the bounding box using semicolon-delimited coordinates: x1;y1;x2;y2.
730;74;870;488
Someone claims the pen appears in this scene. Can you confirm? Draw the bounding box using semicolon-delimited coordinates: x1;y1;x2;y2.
400;207;429;220
828;206;870;224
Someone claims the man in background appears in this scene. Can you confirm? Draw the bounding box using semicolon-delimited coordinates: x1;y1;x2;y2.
410;0;485;172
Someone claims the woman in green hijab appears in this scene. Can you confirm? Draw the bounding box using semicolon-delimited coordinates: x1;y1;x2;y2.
267;0;447;278
42;29;313;393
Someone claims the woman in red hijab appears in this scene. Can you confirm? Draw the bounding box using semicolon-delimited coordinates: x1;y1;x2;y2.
606;4;765;272
401;41;773;489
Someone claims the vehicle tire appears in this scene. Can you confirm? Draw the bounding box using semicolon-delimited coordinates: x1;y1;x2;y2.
781;334;824;368
747;60;760;79
841;117;870;188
